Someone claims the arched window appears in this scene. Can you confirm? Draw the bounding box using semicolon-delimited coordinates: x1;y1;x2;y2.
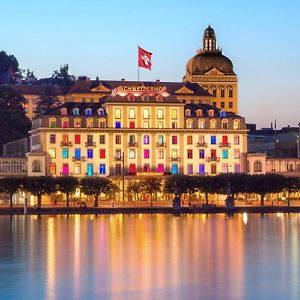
254;160;262;173
73;108;80;116
197;109;202;117
210;86;217;97
210;119;217;129
98;108;105;116
222;119;228;129
61;108;67;116
220;110;226;117
208;110;214;117
198;119;205;129
85;108;92;116
185;109;191;117
219;86;225;98
186;119;193;129
228;86;233;98
233;119;240;129
32;160;41;173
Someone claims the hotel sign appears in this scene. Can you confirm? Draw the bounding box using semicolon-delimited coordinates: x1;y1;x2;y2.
112;85;168;97
136;172;164;176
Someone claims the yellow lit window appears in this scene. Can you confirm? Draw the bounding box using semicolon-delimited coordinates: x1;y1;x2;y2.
157;109;164;119
171;109;178;119
143;108;149;119
233;120;240;129
50;163;56;175
143;121;149;128
115;108;121;119
74;163;81;175
49;148;56;158
129;108;135;119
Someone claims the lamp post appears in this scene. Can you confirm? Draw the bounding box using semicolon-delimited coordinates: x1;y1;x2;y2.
298;122;300;159
122;152;125;206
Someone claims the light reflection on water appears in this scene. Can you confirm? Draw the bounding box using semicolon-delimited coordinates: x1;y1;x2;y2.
0;214;299;300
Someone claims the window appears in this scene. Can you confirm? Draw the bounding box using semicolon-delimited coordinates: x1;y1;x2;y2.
62;134;68;144
199;135;205;144
87;163;93;176
185;109;191;117
86;119;93;128
229;102;233;109
85;108;92;116
115;108;121;119
221;110;226;118
115;164;122;175
209;110;214;117
157;164;164;172
212;101;217;107
186;120;193;128
73;108;80;116
143;164;150;172
82;98;86;102
234;135;240;145
221;102;225;108
157;149;164;159
99;135;105;144
222;163;228;173
158;135;164;145
199;164;205;175
62;148;69;159
74;148;81;159
49;118;56;128
254;160;262;173
90;98;94;103
199;149;205;159
234;149;240;159
157;121;164;128
220;89;225;98
129;108;135;119
212;88;216;97
115;135;121;144
62;163;69;175
171;109;178;119
74;163;80;175
115;149;122;160
187;135;193;145
157;109;164;119
99;120;106;128
143;121;149;128
74;119;81;128
50;134;56;144
197;110;202;117
171;149;178;158
129;164;136;175
234;163;240;173
143;108;149;119
233;120;240;129
198;120;205;129
129;121;135;128
172;122;178;129
211;136;216;145
211;149;216;158
99;149;106;159
144;135;150;145
211;164;217;175
129;135;136;145
99;164;106;175
61;108;67;116
49;148;56;158
115;121;121;128
171;164;178;174
210;119;217;129
144;149;150;159
87;135;93;144
222;120;228;129
50;163;56;175
74;135;81;144
129;149;135;159
222;149;228;159
222;135;228;144
187;149;193;159
229;89;233;98
32;160;41;172
87;149;93;159
187;164;193;175
172;135;178;145
98;108;105;116
62;119;69;128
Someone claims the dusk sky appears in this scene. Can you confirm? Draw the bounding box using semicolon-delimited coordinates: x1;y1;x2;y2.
1;0;299;128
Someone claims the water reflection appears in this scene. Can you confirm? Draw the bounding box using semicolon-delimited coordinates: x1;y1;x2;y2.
0;214;299;300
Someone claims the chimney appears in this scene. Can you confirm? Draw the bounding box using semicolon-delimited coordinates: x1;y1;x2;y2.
156;79;160;82
121;78;125;81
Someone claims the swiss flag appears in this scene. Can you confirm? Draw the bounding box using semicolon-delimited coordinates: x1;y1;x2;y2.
138;47;152;70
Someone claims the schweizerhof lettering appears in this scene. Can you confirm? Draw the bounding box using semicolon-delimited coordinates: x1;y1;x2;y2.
119;86;167;92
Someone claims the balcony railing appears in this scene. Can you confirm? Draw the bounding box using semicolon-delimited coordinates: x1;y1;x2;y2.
170;157;180;162
128;142;138;147
85;141;96;147
72;156;86;162
60;141;73;147
196;142;207;147
156;142;166;147
207;157;220;162
219;142;231;148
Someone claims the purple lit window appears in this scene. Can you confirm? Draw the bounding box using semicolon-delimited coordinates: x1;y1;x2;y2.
157;164;164;172
144;135;150;145
144;149;150;159
62;164;69;175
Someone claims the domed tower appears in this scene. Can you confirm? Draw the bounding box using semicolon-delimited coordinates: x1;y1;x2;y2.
183;26;238;113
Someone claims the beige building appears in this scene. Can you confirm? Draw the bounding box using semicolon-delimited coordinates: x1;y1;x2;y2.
183;26;238;114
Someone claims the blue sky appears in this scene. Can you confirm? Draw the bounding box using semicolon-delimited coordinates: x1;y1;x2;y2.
1;0;299;128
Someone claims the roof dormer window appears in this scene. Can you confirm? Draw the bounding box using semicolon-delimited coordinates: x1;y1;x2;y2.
61;108;67;116
185;109;191;117
208;109;214;117
73;108;80;116
85;108;92;116
220;110;226;117
197;109;202;117
98;108;105;116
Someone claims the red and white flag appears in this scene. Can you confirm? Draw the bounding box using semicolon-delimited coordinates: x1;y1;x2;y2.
138;46;152;70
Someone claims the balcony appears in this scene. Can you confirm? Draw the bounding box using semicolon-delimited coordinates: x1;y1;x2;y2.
60;141;73;147
156;142;166;147
219;142;231;148
207;157;220;162
85;141;96;147
170;157;180;162
128;142;138;147
196;142;207;148
72;156;86;162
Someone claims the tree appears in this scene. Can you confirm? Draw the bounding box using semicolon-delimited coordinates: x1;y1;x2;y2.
140;177;162;206
0;86;31;154
0;177;22;207
23;69;37;84
81;177;112;207
196;176;215;205
284;177;300;206
55;176;79;207
127;181;143;202
0;51;19;74
23;176;56;208
35;94;61;116
165;175;193;195
52;64;76;85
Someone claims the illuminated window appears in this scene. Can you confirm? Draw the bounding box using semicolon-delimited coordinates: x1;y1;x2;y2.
187;135;193;145
144;135;150;144
144;149;150;159
62;164;69;175
222;149;228;159
62;134;68;144
222;163;228;173
198;119;205;129
49;148;56;158
129;164;136;175
197;110;202;117
210;119;217;129
115;121;121;128
99;149;105;159
62;119;69;128
73;108;79;116
98;108;105;116
49;118;56;128
50;134;56;144
99;135;105;144
87;163;93;176
129;108;135;119
87;149;93;158
157;164;164;172
199;149;205;159
50;163;56;175
115;135;121;144
143;121;149;128
187;164;193;174
129;121;135;128
99;164;106;175
172;122;178;129
61;108;67;116
211;164;217;175
185;109;191;117
199;164;205;175
199;135;205;144
186;119;193;128
74;163;81;175
209;110;214;117
85;108;92;116
62;148;69;159
211;136;216;145
158;135;164;145
129;149;135;159
74;119;81;128
187;149;193;159
157;149;164;159
74;148;81;159
143;108;149;119
157;109;164;119
171;109;178;119
234;135;240;145
74;135;81;144
171;164;178;174
171;136;178;145
86;119;93;128
233;120;240;129
171;149;178;158
115;108;121;119
157;121;164;129
234;149;240;159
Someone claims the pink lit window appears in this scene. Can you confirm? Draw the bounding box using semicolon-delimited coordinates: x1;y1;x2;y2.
129;164;136;175
62;164;69;175
144;149;150;159
157;164;164;172
62;120;69;128
171;136;178;145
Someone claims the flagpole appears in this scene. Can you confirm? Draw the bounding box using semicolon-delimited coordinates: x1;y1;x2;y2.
137;45;140;82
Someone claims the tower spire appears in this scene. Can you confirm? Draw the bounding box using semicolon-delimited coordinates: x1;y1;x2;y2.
203;25;217;51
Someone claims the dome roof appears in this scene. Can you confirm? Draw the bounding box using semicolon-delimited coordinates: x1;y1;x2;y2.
186;51;235;75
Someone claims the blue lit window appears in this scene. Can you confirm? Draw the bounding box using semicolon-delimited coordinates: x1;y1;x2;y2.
220;110;226;117
73;108;80;116
85;108;92;116
87;149;93;158
222;149;228;159
171;163;178;174
98;108;105;116
87;163;93;176
62;148;68;158
199;164;205;175
74;148;81;159
211;136;216;145
115;121;121;128
99;164;106;175
199;149;205;159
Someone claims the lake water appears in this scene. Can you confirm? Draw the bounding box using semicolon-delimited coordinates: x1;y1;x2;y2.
0;213;299;300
